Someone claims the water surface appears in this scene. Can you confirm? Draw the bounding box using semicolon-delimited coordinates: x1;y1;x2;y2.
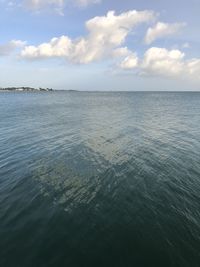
0;91;200;267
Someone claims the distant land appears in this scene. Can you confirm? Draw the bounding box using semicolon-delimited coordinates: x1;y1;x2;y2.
0;87;54;92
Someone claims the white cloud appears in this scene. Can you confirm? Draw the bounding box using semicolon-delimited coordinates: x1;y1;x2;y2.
119;46;200;82
142;47;185;76
119;53;138;69
21;10;156;63
144;22;186;45
0;40;26;56
21;36;72;58
112;47;131;58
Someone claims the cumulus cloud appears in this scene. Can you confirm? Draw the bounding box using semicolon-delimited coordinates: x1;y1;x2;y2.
21;10;156;63
119;53;138;69
112;47;131;58
5;7;198;83
144;22;186;45
0;40;26;56
119;47;200;82
142;47;185;76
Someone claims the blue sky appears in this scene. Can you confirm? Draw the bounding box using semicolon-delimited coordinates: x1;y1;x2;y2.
0;0;200;90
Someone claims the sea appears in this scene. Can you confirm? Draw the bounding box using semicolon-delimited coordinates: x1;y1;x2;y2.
0;91;200;267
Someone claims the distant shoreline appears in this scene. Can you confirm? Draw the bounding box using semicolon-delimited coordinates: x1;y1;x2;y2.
0;87;54;92
1;88;200;93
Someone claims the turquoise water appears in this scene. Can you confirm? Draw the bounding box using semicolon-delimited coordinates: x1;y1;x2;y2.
0;91;200;266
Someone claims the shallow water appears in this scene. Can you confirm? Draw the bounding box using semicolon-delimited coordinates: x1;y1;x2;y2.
1;91;200;267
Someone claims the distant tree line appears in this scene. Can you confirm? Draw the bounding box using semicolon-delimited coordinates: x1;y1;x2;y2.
0;87;53;91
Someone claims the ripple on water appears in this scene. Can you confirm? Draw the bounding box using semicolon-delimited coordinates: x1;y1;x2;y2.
1;92;200;267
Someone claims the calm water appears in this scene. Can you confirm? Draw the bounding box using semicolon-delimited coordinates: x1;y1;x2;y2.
1;91;200;267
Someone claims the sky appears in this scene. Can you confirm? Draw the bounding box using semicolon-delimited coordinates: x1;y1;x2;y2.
0;0;200;91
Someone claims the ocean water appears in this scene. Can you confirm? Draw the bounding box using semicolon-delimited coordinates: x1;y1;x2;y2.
0;91;200;267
